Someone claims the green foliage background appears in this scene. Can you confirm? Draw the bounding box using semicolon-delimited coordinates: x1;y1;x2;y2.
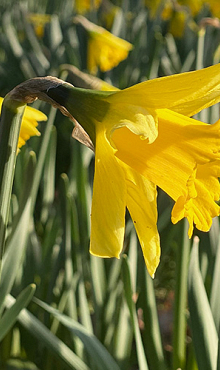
0;0;220;369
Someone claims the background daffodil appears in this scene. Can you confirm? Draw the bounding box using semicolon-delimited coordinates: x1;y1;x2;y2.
27;13;52;38
46;63;220;277
74;0;101;14
75;16;133;74
0;97;47;151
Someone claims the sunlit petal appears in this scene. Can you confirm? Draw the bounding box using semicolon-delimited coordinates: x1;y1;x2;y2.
113;109;220;236
88;27;132;74
124;166;160;277
90;128;126;258
21;105;47;122
172;161;220;236
0;98;47;151
104;103;158;145
108;63;220;117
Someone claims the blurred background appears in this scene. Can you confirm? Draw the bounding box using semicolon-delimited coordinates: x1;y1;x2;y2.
0;0;220;369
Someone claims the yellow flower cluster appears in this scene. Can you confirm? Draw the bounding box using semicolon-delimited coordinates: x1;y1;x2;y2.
145;0;220;37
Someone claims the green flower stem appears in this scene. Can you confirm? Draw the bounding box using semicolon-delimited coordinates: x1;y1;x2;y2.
0;76;109;278
46;83;112;147
0;97;25;272
0;77;62;277
172;219;191;370
0;76;99;278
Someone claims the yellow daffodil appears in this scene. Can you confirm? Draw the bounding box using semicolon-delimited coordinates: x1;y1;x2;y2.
144;0;163;18
74;0;101;14
207;0;220;18
75;16;133;74
47;64;220;276
0;97;47;150
168;9;188;38
88;29;132;73
178;0;205;16
101;3;121;30
27;13;51;38
147;0;207;37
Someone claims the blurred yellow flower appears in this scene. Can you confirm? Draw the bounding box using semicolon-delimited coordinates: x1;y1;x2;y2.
208;0;220;18
0;97;47;150
178;0;204;16
146;0;205;37
48;64;220;276
27;13;51;38
146;0;205;20
144;0;162;18
75;16;133;74
74;0;101;14
168;9;188;37
88;29;132;73
101;3;121;30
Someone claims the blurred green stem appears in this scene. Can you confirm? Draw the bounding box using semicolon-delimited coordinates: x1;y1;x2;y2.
0;97;25;276
139;255;167;370
0;76;64;281
172;219;190;370
196;28;205;71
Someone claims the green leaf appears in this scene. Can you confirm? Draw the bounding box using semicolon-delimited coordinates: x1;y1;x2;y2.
0;97;25;267
122;255;149;370
139;258;167;370
5;358;39;370
172;219;190;370
33;297;121;370
0;284;36;342
4;295;90;370
40;126;56;223
188;237;218;370
30;106;57;213
210;220;220;331
0;152;35;314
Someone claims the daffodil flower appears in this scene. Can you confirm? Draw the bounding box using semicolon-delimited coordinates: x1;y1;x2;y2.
75;16;133;74
178;0;204;16
74;0;101;14
27;13;51;39
47;64;220;276
0;97;47;151
208;0;220;18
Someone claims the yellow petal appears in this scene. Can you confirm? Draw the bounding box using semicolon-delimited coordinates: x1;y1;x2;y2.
168;10;187;38
18;117;41;149
104;102;158;145
87;25;132;73
0;98;47;150
145;0;162;18
22;105;47;122
113;109;220;236
172;161;220;237
108;63;220;117
75;0;101;14
113;109;220;200
20;117;41;136
90;128;126;258
179;0;204;16
124;165;160;277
